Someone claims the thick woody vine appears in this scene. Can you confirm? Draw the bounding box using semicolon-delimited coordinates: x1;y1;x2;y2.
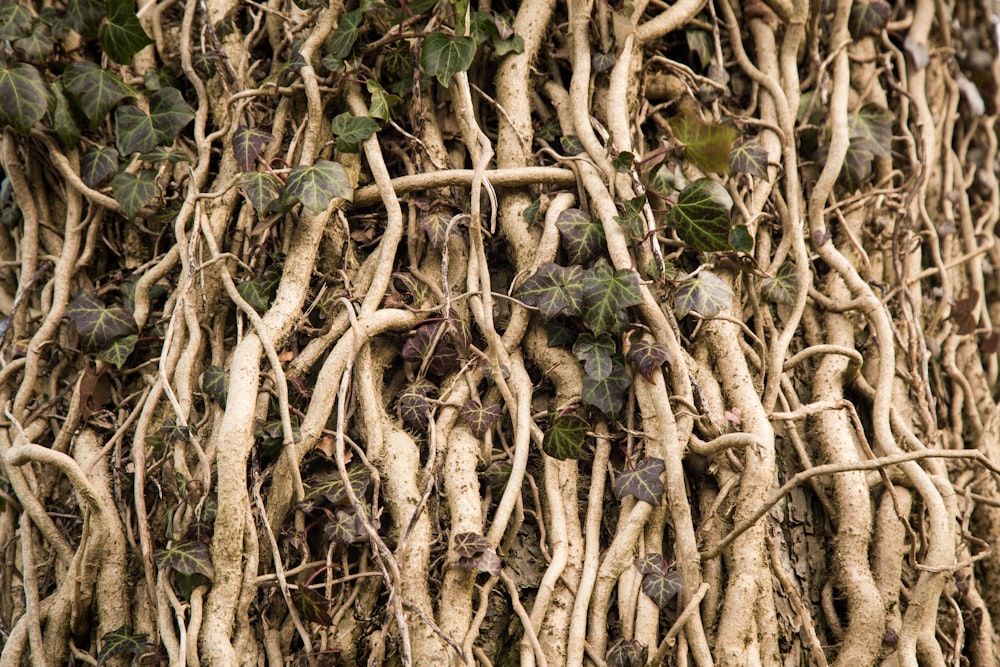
2;0;1000;665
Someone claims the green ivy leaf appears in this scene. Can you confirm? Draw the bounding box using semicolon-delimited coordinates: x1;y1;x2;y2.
515;262;586;320
636;553;683;609
66;293;138;353
669;111;738;174
646;163;685;200
841;143;874;190
760;261;800;305
97;626;150;667
728;140;769;179
367;79;401;121
460;400;503;438
291;586;333;625
236;266;281;312
327;8;362;59
420;209;460;249
397;379;435;430
482;461;511;491
51;84;81;149
542;413;588;460
581;354;631;417
155;540;214;578
626;337;673;381
849;0;891;38
606;639;648;667
0;6;33;40
330;112;379;153
0;63;49;136
236;172;282;216
614;194;647;239
149;87;194;143
98;333;137;368
673;270;733;320
114;105;158;155
63;62;133;129
82;147;120;188
138;147;192;163
303;465;372;508
201;365;229;405
557;208;605;265
560;134;585;156
686;28;712;69
667;178;734;252
111;170;158;220
232;126;275;171
592;51;615;73
421;32;477;87
323;507;368;546
453;532;502;575
15;27;55;61
493;33;524;57
99;0;153;64
728;224;754;253
614;457;665;505
582;260;643;336
67;0;103;38
612;150;635;173
848;104;893;158
280;159;353;213
573;333;616;381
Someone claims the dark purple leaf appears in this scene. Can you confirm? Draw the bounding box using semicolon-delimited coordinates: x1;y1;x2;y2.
614;457;665;505
461;400;503;438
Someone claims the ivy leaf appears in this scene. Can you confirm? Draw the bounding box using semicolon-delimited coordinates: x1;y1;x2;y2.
674;270;733;320
626;338;672;381
155;540;214;578
0;63;49;136
66;293;138;353
573;333;616;381
482;461;511;491
236;266;281;312
546;321;577;347
149;87;194;143
669;111;738;174
493;34;524;57
81;147;120;188
557;208;605;265
614;457;665;505
111;170;158;220
849;0;891;38
560;135;585;156
761;262;800;305
542;413;588;460
201;365;229;405
114;105;158;155
592;51;615;73
686;28;712;69
236;172;282;216
460;400;503;438
728;225;753;253
606;639;648;667
138;147;191;163
453;532;501;575
330;112;379;153
15;27;55;61
582;260;643;335
327;8;362;59
397;379;436;430
515;262;586;320
303;466;372;509
401;321;460;376
420;209;460;249
848;104;893;158
68;0;104;39
51;84;81;149
324;507;367;545
280;159;353;213
646;164;685;200
421;32;477;87
291;586;333;625
453;531;491;558
99;0;153;64
97;333;137;368
667;178;735;252
232;126;275;171
581;355;631;417
728;140;769;179
614;194;647;239
637;554;683;609
367;78;401;121
841;143;874;190
612;150;635;173
97;626;150;667
62;62;132;129
0;6;33;40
